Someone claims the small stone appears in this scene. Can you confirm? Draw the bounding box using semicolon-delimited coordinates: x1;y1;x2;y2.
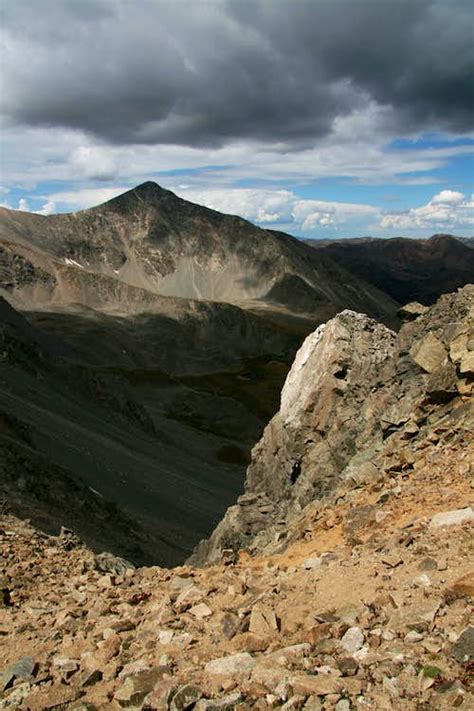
205;653;256;675
418;557;438;571
169;575;195;600
170;684;203;710
281;695;306;710
115;668;164;706
189;603;213;619
80;669;103;687
451;626;474;662
118;659;151;679
174;632;194;649
268;644;311;666
94;552;135;575
430;507;474;528
337;656;358;676
426;362;458;402
289;673;342;696
1;656;36;691
52;656;79;675
221;613;244;640
143;679;176;709
381;553;403;568
340;626;365;654
398;302;428;321
111;618;135;633
353;645;369;662
404;631;424;643
194;692;242;710
460;351;474;375
382;676;399;698
0;683;31;709
249;606;278;636
302;556;322;570
232;632;269;653
413;574;431;588
158;629;175;644
410;332;447;373
335;701;351;711
24;683;78;710
175;585;204;610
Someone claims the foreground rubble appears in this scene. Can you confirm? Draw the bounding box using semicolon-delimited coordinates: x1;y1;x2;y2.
1;433;472;709
1;286;472;709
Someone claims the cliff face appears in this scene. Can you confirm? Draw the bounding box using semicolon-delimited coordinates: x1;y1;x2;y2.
191;284;473;564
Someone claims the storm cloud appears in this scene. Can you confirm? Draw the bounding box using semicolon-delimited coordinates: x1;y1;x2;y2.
1;0;472;148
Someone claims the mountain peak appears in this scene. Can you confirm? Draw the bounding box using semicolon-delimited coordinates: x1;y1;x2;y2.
91;180;172;213
134;180;163;193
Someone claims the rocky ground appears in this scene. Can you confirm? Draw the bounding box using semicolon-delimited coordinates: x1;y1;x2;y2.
0;417;472;709
0;286;472;710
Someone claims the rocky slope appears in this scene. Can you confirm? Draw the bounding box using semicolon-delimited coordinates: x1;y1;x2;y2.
0;295;472;708
0;182;397;325
306;234;474;305
0;287;472;710
191;285;473;565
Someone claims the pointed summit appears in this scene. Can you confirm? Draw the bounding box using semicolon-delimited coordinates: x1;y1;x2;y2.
133;180;165;195
93;180;173;214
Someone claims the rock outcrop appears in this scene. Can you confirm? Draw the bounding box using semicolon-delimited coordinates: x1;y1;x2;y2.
191;285;473;564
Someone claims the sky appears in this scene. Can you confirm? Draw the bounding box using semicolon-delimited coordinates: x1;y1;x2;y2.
0;0;473;239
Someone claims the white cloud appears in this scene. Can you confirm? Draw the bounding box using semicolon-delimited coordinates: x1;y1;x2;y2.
430;189;465;205
176;188;294;224
40;186;129;212
292;199;379;231
18;198;29;211
36;200;56;215
70;146;118;180
177;187;381;233
381;190;474;230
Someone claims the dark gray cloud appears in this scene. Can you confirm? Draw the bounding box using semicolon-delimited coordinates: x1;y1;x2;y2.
1;0;472;147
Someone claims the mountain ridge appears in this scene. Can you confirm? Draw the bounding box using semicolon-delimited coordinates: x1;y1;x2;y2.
304;232;474;305
0;183;399;325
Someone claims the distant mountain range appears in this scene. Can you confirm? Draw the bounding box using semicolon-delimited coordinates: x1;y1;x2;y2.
0;183;472;564
303;233;474;304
